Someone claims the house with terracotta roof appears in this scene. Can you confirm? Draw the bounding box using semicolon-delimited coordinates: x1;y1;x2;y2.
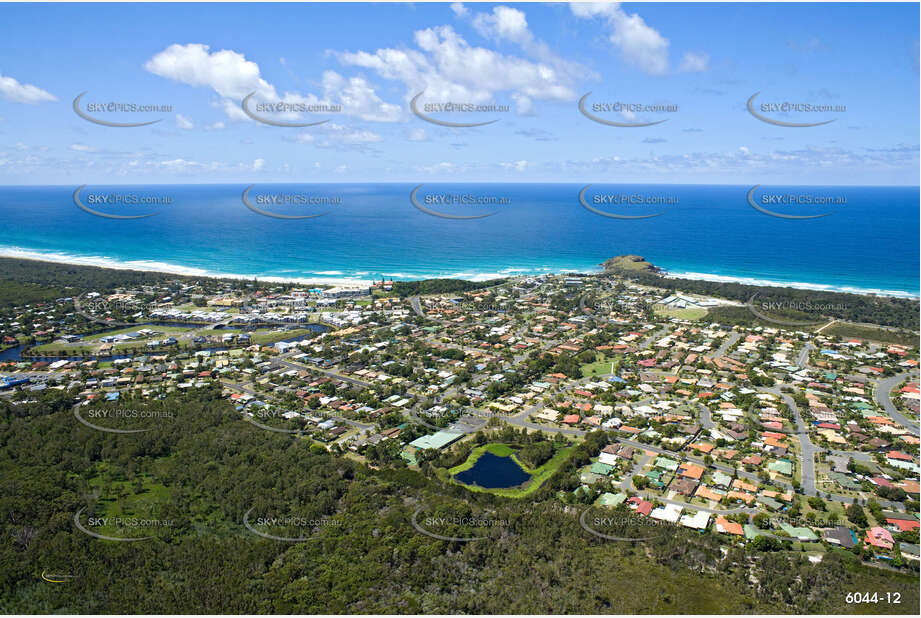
695;485;725;502
864;527;895;550
731;478;758;493
626;496;653;516
689;442;714;454
886;518;920;533
715;516;744;536
726;490;755;505
677;463;705;480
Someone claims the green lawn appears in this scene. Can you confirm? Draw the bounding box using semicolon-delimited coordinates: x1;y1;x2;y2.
87;464;171;518
653;305;709;320
31;325;196;353
581;354;621;377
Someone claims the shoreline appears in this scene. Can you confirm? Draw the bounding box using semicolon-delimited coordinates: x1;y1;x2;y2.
1;245;918;300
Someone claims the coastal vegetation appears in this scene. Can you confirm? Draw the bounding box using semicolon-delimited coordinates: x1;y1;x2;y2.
602;254;919;330
390;277;509;297
1;389;917;613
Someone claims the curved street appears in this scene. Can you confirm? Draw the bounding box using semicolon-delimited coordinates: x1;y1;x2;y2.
874;371;919;432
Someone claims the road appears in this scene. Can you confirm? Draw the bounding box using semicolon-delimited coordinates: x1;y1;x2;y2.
409;296;424;318
763;385;818;497
638;326;669;350
796;343;815;369
697;403;715;430
713;331;741;359
275;353;372;388
874;371;919;432
222;379;374;431
619;453;652;490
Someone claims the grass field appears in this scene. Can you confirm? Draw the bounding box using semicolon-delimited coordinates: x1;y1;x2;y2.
29;324;315;355
653;305;709;320
818;322;919;347
445;442;576;499
85;463;172;537
581;354;622;377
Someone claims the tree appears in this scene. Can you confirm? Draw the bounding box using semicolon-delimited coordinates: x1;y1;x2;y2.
753;512;771;529
807;496;826;511
751;535;783;551
846;502;868;528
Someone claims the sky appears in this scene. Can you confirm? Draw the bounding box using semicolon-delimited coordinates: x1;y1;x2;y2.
0;1;918;185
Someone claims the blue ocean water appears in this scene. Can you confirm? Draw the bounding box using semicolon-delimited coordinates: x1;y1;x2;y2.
0;183;917;296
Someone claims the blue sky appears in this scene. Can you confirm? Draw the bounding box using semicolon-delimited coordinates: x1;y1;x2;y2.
0;1;918;185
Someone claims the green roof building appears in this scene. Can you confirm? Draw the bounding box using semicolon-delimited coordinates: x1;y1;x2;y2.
654;456;679;471
598;492;627;507
590;462;615;476
768;459;793;476
779;523;818;541
408;430;463;451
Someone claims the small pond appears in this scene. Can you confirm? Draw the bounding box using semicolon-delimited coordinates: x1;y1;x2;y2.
453;452;531;489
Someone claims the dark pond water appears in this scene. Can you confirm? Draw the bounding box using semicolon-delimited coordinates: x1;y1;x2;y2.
453;452;531;489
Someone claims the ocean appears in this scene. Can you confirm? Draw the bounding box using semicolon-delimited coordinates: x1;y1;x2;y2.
1;183;918;297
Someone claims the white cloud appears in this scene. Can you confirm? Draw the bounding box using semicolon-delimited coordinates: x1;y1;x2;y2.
407;128;429;141
450;3;468;18
472;6;530;45
0;72;56;104
321;71;401;122
144;43;276;100
145;43;400;123
252;158;265;171
570;2;670;75
337;24;584;114
500;159;529;172
175;114;195;130
679;51;709;73
288;123;382;149
69;143;96;152
465;5;594;88
415;161;461;174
